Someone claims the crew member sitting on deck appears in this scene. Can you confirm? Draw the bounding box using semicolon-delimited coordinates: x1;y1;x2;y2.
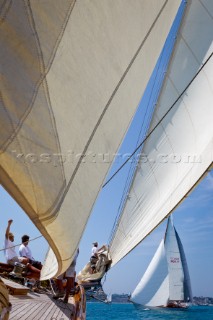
19;235;42;270
4;220;41;278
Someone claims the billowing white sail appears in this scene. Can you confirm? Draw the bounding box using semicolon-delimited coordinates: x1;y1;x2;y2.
109;0;213;266
131;240;169;306
0;0;181;279
131;217;192;307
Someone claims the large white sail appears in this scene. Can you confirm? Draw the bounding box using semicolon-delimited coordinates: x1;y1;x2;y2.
131;217;192;307
109;0;213;266
0;0;181;279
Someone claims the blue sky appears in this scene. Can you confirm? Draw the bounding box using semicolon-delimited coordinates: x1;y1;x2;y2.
1;0;212;298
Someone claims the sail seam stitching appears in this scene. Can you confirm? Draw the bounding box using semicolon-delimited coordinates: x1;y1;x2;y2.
24;0;77;219
181;34;203;66
103;52;213;188
199;0;213;20
0;0;76;219
168;73;198;155
53;0;170;213
0;0;76;155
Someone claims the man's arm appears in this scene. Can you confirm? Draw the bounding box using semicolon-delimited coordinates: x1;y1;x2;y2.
5;219;13;239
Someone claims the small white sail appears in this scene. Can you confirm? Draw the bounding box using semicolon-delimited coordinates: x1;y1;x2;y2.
105;293;112;303
109;0;213;267
0;1;181;279
108;294;112;303
131;217;192;307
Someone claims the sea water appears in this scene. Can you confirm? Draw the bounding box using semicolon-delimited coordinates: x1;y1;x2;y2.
86;303;213;320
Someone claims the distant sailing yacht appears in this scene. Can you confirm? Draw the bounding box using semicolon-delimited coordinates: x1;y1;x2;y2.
130;217;192;308
105;293;112;304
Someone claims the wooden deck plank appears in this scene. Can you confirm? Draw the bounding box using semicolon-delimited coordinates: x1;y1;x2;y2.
38;300;60;320
54;304;69;320
9;301;30;319
12;303;35;320
46;302;61;320
9;292;76;319
54;299;75;319
21;301;46;320
30;302;54;320
43;302;62;320
41;298;74;320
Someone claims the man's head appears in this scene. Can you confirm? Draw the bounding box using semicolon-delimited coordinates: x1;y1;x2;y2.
22;235;30;245
92;242;98;247
8;232;14;242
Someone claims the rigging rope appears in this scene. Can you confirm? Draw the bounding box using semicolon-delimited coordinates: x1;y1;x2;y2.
0;235;43;252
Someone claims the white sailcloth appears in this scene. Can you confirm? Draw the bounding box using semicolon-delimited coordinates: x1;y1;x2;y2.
164;217;184;301
109;0;213;266
0;0;181;279
131;217;192;306
131;240;169;306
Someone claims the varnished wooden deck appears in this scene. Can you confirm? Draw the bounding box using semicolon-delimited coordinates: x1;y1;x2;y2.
1;277;86;319
9;292;76;319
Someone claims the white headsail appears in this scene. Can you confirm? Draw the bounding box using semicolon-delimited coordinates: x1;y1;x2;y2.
131;217;192;306
109;0;213;266
131;239;169;306
0;0;181;279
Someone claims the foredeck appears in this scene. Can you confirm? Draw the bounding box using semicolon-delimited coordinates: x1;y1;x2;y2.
9;292;75;319
2;278;76;319
10;292;74;320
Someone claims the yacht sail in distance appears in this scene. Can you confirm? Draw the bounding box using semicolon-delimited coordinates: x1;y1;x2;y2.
131;217;192;308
